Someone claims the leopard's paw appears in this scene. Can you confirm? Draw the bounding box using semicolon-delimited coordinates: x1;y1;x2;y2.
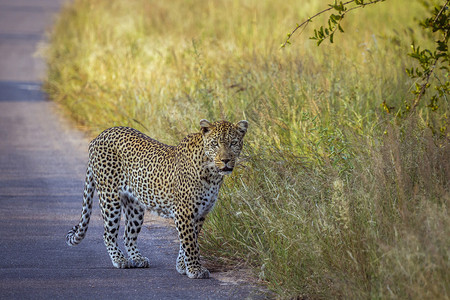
186;266;210;279
111;256;132;269
129;256;150;268
176;259;186;275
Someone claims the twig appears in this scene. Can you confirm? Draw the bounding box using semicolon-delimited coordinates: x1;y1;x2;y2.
281;0;385;48
434;0;449;22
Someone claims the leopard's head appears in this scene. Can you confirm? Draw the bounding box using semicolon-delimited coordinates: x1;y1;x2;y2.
200;119;248;175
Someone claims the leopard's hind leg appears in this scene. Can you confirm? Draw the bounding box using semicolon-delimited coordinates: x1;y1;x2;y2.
120;186;149;268
98;188;132;268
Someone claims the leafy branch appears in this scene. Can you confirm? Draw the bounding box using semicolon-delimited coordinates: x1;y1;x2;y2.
405;0;449;116
281;0;385;48
283;0;449;136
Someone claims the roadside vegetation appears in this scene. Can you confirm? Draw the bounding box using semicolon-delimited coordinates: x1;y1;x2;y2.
45;0;449;298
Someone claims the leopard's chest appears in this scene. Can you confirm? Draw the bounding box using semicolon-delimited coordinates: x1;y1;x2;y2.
195;176;223;219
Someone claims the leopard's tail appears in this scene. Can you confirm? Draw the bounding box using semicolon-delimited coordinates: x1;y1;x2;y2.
66;166;95;246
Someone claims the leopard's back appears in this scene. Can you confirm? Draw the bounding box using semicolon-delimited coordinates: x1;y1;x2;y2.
88;126;177;216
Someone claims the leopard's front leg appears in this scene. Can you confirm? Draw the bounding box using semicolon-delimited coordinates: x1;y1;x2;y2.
175;217;205;276
174;214;209;279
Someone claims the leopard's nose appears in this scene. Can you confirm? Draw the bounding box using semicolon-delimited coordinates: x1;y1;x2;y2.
222;159;230;165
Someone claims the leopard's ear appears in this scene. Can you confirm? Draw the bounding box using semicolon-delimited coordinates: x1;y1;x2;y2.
200;119;212;135
236;120;248;135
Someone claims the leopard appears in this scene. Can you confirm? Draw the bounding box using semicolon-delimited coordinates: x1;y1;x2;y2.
66;119;248;279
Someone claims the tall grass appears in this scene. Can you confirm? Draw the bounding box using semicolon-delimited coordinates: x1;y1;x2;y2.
45;0;449;298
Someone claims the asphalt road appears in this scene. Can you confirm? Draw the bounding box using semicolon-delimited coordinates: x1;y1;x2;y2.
0;1;264;299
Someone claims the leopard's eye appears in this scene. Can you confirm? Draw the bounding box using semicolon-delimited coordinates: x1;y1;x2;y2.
210;140;219;147
230;140;239;146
